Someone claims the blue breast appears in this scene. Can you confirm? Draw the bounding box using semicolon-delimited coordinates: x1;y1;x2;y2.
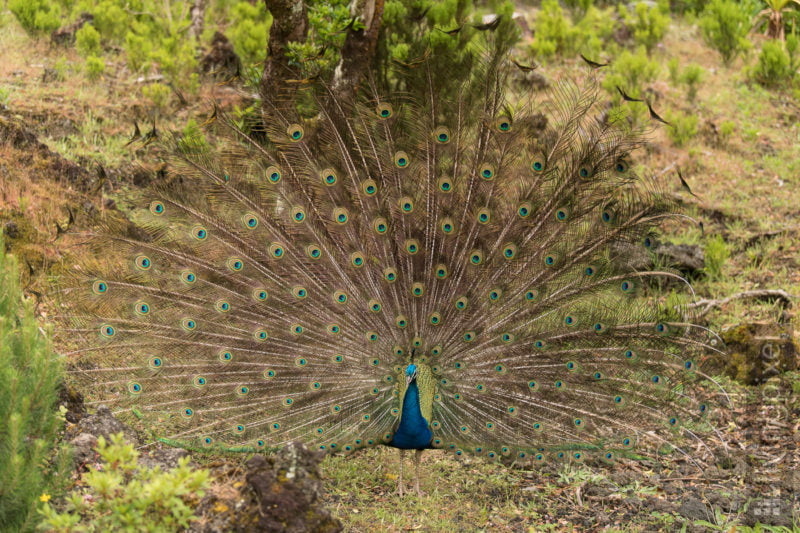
389;380;433;450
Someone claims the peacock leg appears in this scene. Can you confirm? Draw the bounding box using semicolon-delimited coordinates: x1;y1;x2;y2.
397;449;405;496
413;449;424;496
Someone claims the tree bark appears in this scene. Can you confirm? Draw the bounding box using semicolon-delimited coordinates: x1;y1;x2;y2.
188;0;206;41
261;0;308;110
330;0;385;105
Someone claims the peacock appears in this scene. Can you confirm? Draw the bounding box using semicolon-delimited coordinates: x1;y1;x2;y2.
59;45;725;497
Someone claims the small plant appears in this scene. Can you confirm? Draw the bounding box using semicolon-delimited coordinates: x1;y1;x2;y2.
85;55;105;80
141;82;172;110
681;63;705;102
39;433;210;531
699;0;752;65
667;57;681;83
751;35;799;86
0;86;11;107
229;1;273;65
178;118;209;154
666;111;699;147
704;234;731;281
124;29;153;73
602;46;660;101
531;0;573;58
75;23;101;57
718;119;736;145
0;236;68;531
619;1;671;53
9;0;61;34
564;0;594;19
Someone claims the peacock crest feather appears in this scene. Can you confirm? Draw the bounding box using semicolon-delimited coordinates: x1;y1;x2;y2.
58;48;725;481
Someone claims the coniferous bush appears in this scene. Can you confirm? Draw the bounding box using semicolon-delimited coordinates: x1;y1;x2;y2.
751;38;797;87
699;0;752;65
0;237;68;531
9;0;61;34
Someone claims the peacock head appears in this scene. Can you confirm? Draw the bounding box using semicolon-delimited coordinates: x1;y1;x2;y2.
404;364;418;385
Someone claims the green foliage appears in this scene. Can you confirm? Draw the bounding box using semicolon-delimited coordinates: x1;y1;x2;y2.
141;82;171;110
563;0;593;19
0;236;69;532
178;118;209;154
85;55;105;80
124;29;152;72
602;46;660;101
531;0;572;58
666;110;699;146
228;1;272;65
619;1;671;53
9;0;61;34
751;36;799;86
704;235;731;281
83;0;127;40
718;119;736;145
75;24;101;57
681;63;705;101
667;57;681;83
39;433;210;532
699;0;752;65
531;0;617;59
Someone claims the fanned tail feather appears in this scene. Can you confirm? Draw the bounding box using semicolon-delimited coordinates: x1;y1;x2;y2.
57;52;725;463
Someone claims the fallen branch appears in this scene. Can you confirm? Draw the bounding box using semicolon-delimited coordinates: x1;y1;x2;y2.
686;289;796;317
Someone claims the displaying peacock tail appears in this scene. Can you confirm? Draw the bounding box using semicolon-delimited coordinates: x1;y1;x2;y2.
58;47;725;479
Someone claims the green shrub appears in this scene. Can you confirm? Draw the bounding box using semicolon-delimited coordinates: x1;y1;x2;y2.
681;63;705;102
602;46;660;101
718;119;735;145
9;0;61;34
619;1;670;53
178;118;209;154
666;111;699;147
531;0;572;58
564;0;593;19
699;0;751;65
83;0;128;41
124;29;153;72
751;36;799;87
75;23;101;57
532;0;617;59
667;57;681;84
0;236;69;531
704;234;730;281
39;433;210;531
142;82;172;110
85;55;105;80
229;1;272;65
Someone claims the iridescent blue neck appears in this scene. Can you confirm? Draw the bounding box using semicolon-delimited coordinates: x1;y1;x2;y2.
389;380;433;449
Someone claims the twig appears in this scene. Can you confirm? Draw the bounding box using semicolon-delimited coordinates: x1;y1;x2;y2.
686;289;796;317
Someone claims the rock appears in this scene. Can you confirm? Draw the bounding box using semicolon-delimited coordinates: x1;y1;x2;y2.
612;240;705;279
678;497;709;521
3;221;19;239
70;432;99;468
718;322;798;384
190;442;342;533
72;405;140;444
241;444;342;533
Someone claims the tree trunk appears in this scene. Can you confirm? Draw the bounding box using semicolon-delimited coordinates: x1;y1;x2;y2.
188;0;206;41
330;0;385;105
261;0;309;110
